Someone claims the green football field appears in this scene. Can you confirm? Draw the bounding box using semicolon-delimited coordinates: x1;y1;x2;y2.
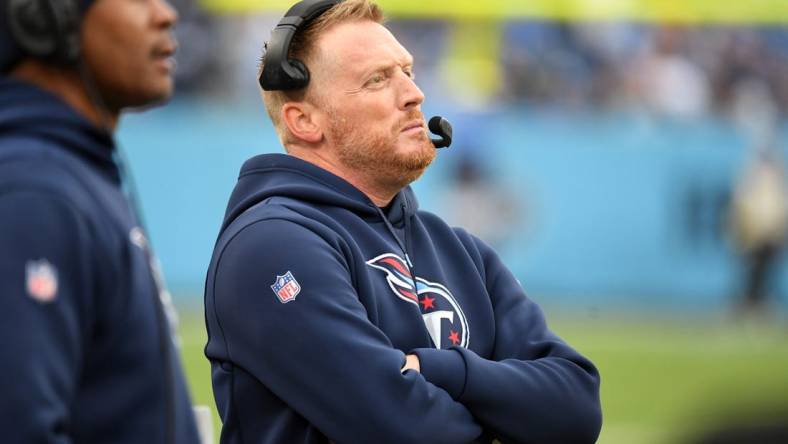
177;309;788;444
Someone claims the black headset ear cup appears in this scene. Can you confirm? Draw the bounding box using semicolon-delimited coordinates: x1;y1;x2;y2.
259;0;340;91
287;59;310;88
7;0;80;63
7;0;57;57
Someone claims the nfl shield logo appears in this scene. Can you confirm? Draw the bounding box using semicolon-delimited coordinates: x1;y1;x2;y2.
270;271;301;304
26;259;58;303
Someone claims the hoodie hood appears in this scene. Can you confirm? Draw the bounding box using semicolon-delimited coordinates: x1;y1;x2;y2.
0;77;118;182
222;153;419;233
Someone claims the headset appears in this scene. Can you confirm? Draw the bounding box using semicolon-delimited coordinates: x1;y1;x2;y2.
6;0;81;64
259;0;453;148
259;0;339;91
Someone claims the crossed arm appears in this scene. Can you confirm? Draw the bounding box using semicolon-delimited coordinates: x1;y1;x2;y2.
210;219;601;443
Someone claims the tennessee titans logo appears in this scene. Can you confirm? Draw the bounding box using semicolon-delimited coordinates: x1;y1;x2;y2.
367;253;469;349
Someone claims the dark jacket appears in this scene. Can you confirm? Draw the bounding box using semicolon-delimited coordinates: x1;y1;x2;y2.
205;153;602;444
0;78;199;444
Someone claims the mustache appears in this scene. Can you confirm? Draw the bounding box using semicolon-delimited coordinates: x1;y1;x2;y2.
395;111;425;130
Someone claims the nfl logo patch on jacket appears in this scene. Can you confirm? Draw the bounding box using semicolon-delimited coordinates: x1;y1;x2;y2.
271;271;301;303
25;259;58;303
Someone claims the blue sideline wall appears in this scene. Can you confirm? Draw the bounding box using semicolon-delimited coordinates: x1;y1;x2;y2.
118;99;788;312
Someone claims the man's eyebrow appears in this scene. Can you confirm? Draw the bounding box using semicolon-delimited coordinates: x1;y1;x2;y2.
360;56;415;77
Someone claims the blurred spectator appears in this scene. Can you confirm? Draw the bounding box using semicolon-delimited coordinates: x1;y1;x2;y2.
728;148;788;313
682;180;731;252
501;22;595;106
440;153;521;248
629;27;712;119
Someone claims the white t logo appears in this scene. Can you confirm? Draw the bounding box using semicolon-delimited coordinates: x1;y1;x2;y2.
422;311;454;349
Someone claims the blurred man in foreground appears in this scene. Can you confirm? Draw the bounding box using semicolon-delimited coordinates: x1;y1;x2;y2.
0;0;200;442
205;0;602;442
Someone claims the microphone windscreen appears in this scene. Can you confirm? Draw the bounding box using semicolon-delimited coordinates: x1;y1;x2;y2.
428;116;453;148
428;116;444;134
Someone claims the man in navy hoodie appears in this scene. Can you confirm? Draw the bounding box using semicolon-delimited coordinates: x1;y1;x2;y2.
0;0;200;443
205;1;602;443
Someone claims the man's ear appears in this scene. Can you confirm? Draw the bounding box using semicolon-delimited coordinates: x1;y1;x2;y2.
282;101;323;144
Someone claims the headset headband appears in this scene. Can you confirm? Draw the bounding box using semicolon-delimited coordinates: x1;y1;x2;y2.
259;0;341;91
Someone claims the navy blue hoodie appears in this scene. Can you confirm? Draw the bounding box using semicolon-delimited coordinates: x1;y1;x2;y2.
205;153;602;444
0;78;199;443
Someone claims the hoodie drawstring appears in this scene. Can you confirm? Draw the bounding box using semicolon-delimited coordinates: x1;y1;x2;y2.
374;201;417;290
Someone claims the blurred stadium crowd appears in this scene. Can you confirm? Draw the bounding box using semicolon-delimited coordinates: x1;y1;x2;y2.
501;24;787;120
171;0;786;127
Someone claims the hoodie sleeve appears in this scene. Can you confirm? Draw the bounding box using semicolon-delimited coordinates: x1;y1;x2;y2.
0;191;94;444
411;236;602;444
210;218;483;444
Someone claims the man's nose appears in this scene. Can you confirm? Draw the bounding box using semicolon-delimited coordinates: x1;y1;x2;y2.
154;0;179;28
399;72;424;110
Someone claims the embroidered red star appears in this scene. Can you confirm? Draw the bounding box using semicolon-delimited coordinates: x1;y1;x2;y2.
448;330;460;345
419;295;435;310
